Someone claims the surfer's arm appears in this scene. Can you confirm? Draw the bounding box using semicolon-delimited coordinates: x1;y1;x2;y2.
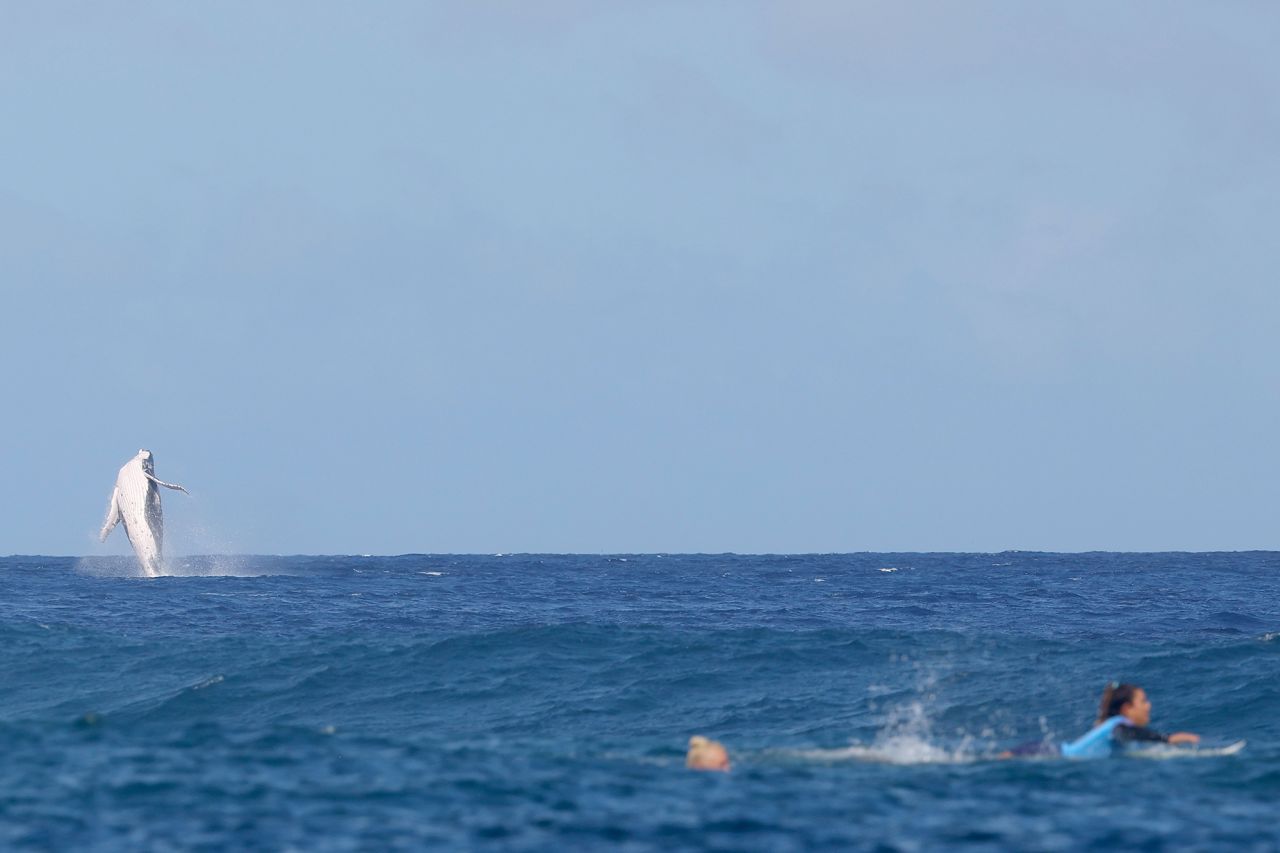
1113;724;1168;744
99;488;121;541
1114;725;1199;746
145;473;189;495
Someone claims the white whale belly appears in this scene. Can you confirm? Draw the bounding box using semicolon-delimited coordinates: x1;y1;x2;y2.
115;463;164;576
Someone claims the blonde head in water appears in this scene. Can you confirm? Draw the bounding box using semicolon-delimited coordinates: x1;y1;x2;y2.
686;735;731;772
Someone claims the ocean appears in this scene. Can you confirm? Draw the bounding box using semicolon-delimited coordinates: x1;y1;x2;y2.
0;552;1276;850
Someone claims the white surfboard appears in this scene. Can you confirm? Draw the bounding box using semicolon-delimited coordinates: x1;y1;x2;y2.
1130;739;1245;759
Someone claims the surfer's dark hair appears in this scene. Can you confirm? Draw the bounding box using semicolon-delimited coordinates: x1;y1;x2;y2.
1097;682;1140;724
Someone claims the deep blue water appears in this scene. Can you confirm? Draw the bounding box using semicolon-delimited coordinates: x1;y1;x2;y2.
0;553;1277;850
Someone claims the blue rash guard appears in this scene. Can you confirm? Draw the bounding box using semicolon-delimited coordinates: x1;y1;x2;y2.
1059;716;1170;759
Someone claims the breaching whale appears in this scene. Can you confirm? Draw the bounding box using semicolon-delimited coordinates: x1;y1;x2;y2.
99;449;189;577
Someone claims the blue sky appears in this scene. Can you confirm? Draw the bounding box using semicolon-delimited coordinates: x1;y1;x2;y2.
2;2;1278;554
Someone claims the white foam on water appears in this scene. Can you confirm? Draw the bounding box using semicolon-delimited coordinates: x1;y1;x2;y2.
781;700;979;766
777;736;1000;766
77;553;295;578
164;555;266;577
786;737;970;766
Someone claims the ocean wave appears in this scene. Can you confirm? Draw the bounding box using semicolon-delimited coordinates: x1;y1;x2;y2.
4;553;1280;849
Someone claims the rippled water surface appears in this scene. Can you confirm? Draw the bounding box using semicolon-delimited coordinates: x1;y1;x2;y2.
1;553;1277;850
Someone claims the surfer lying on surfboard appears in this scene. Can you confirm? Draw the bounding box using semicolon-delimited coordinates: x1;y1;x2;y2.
1003;682;1200;758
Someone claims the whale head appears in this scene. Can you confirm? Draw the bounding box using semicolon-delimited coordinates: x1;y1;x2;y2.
137;448;154;474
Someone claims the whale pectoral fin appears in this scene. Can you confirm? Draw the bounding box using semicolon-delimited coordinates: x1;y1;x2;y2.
99;487;121;542
145;473;189;495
